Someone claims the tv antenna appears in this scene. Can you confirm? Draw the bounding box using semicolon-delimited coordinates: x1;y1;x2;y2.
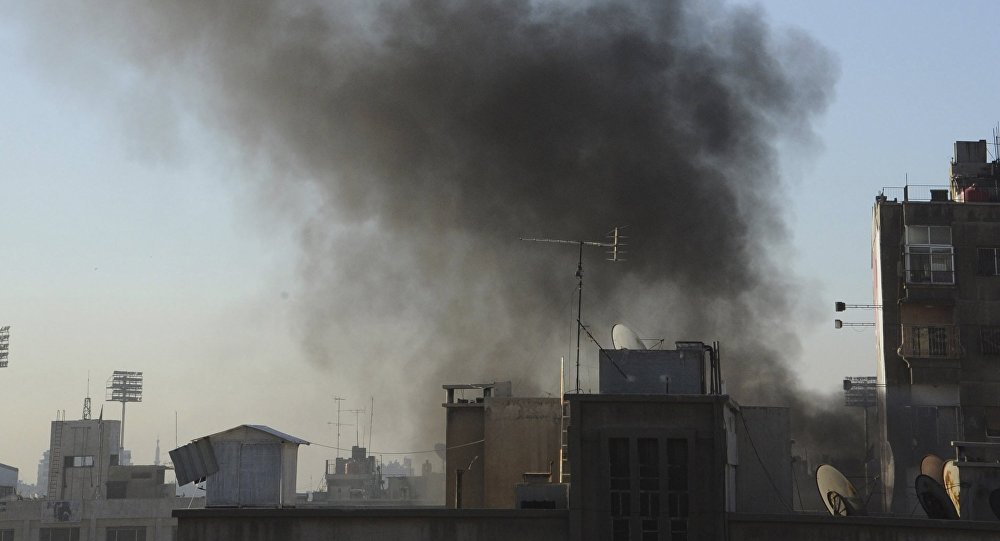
520;226;626;394
331;396;348;458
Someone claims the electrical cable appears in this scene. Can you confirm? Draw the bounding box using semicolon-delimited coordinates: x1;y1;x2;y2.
738;412;793;511
310;438;484;456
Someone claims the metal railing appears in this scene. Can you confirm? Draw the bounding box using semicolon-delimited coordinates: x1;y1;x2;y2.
879;183;1000;203
900;325;961;358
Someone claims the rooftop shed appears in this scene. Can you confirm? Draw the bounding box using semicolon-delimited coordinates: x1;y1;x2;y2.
203;425;308;508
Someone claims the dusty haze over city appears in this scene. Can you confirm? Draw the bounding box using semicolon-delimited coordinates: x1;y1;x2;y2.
1;0;999;490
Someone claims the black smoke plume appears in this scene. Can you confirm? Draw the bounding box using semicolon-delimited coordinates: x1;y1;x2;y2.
22;0;850;458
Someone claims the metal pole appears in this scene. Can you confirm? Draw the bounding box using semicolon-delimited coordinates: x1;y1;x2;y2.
863;406;870;501
575;241;583;394
120;401;126;451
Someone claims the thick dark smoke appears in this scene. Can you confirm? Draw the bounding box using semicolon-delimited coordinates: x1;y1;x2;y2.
22;0;852;457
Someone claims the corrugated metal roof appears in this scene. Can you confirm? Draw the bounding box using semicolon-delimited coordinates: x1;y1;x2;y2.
195;424;310;445
245;425;309;445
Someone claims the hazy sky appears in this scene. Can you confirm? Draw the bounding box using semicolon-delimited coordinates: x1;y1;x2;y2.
1;1;998;491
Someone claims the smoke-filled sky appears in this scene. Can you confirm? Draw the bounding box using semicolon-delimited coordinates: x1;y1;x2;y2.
1;0;998;489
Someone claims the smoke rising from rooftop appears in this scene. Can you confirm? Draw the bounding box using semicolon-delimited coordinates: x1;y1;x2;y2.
21;0;845;453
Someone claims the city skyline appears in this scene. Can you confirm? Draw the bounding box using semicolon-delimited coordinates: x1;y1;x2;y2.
2;0;999;491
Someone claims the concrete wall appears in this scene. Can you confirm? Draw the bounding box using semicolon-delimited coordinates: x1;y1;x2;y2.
444;405;485;508
567;394;733;541
0;496;204;541
48;420;121;501
174;508;568;541
599;349;705;395
729;513;1000;541
735;407;792;514
482;398;561;508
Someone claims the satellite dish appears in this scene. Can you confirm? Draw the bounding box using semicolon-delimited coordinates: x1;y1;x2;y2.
943;459;961;516
915;474;959;520
816;464;865;516
611;324;646;350
920;454;945;486
989;489;1000;520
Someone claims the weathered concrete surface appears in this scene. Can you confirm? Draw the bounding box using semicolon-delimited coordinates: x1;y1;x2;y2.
729;513;1000;541
483;397;561;508
174;508;568;541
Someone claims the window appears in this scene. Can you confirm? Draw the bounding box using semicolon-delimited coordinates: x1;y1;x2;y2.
638;439;660;541
902;325;958;358
106;481;127;499
64;456;94;468
106;527;146;541
609;438;630;541
0;529;13;541
979;248;1000;276
667;439;689;541
983;327;1000;354
905;226;954;284
606;437;688;541
39;528;80;541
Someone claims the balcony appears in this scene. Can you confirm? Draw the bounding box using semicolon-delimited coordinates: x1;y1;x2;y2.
900;325;961;359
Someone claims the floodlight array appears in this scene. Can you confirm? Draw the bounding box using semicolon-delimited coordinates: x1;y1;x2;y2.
106;371;143;402
0;326;9;368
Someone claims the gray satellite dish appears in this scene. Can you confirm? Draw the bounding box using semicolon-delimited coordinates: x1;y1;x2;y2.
816;464;865;516
612;323;646;350
920;454;945;486
915;474;959;520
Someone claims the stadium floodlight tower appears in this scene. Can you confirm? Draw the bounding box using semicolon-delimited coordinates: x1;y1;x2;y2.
106;371;143;449
0;326;9;368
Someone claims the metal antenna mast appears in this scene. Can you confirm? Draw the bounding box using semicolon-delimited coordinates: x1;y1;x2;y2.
521;227;626;394
332;397;346;458
344;409;366;447
83;372;92;420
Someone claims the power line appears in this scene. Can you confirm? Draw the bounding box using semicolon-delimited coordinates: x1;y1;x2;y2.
311;438;484;456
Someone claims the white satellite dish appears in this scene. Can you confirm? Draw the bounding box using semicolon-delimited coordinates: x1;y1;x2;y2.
943;459;961;516
611;323;646;350
816;464;865;516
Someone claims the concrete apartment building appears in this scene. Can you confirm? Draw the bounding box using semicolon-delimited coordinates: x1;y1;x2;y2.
872;140;1000;513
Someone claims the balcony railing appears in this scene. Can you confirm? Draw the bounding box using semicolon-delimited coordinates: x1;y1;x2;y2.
900;325;961;358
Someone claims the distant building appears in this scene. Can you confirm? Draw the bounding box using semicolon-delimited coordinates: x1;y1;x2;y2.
36;450;49;497
0;415;204;541
0;463;17;500
46;419;121;501
872;140;1000;513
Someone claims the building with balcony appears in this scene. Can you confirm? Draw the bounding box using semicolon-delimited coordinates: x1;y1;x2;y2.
872;139;1000;513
